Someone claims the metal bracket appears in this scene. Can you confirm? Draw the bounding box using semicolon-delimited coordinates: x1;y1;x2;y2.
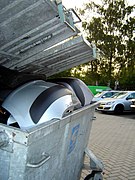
84;148;104;172
56;1;81;31
55;0;62;4
68;8;81;24
92;116;96;121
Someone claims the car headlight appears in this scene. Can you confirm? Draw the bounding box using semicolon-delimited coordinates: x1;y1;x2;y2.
106;101;115;105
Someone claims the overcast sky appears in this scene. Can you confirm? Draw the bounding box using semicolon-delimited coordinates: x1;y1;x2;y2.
62;0;89;9
62;0;134;33
62;0;134;9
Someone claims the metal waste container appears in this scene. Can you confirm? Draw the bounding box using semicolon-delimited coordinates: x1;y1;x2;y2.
0;78;103;180
0;0;103;179
0;102;100;180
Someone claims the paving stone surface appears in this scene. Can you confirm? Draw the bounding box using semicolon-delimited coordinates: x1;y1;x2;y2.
81;111;135;180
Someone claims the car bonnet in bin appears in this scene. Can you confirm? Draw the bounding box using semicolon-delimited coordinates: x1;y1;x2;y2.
2;80;74;130
49;77;94;107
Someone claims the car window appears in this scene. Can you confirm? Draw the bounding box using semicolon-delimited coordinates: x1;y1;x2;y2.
102;92;112;98
126;93;135;100
111;92;127;99
94;91;106;97
112;92;118;95
108;91;118;97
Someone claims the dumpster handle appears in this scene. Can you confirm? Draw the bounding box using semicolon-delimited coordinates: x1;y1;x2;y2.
27;154;50;168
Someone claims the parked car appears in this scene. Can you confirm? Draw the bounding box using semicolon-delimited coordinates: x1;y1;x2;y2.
92;90;119;103
97;91;135;114
130;99;135;110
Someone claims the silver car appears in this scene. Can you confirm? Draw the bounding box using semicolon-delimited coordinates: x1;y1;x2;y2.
92;90;119;103
97;91;135;114
131;99;135;110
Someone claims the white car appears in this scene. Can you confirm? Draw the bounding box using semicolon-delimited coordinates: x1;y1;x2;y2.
97;91;135;114
131;99;135;110
92;90;119;103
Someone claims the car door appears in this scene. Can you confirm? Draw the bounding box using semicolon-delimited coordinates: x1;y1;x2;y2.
125;93;135;110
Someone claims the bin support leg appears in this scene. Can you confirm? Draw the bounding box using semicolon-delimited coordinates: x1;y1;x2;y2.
85;148;104;172
83;148;104;180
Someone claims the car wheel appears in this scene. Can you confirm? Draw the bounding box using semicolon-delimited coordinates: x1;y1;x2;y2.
114;104;124;114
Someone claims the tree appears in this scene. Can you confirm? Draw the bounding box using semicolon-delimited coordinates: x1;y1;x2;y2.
79;0;135;88
48;69;72;79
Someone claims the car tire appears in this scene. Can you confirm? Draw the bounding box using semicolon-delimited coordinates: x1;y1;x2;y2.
114;104;124;114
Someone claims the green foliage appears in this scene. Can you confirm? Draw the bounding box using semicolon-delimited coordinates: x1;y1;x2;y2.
79;0;135;89
48;69;72;79
49;0;135;90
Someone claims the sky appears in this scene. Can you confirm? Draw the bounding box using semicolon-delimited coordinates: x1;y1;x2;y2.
62;0;135;35
62;0;89;9
62;0;134;9
62;0;134;28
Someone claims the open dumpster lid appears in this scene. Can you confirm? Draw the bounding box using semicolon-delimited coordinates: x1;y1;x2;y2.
0;0;95;77
0;0;78;62
7;35;95;77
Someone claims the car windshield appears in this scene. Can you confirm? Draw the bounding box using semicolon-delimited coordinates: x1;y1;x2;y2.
111;92;127;99
94;91;106;97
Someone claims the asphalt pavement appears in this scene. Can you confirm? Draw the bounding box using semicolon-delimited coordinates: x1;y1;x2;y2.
81;111;135;180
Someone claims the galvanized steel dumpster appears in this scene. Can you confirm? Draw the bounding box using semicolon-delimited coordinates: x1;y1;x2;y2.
0;0;103;179
0;0;95;76
0;103;97;180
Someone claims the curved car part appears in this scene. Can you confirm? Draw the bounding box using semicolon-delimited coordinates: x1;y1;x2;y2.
48;77;94;106
2;80;74;130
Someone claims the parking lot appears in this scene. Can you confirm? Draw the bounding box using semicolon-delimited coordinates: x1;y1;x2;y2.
81;111;135;180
